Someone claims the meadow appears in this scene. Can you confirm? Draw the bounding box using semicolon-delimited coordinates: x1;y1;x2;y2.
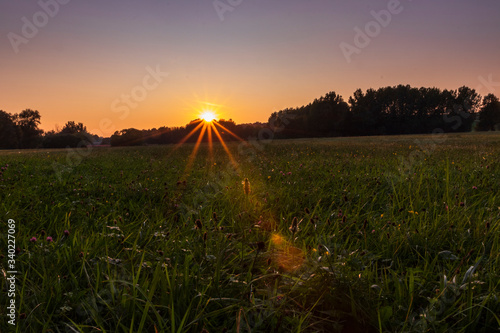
1;132;499;332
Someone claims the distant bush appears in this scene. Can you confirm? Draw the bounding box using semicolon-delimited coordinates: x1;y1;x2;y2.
42;133;92;148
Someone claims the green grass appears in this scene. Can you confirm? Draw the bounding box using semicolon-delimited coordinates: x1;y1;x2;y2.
1;132;499;332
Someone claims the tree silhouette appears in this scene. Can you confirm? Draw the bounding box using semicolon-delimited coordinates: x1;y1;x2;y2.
477;94;500;131
14;109;43;148
0;110;19;149
61;121;87;134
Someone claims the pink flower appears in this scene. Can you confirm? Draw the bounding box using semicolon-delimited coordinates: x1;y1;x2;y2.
29;237;37;242
46;236;53;242
472;186;478;190
64;230;70;236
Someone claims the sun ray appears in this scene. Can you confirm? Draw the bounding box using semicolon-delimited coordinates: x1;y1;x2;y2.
176;120;204;146
213;121;248;143
183;122;208;176
162;120;205;163
210;122;239;171
207;121;214;167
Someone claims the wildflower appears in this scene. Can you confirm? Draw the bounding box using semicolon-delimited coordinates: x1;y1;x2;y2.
46;236;53;242
242;178;251;195
64;230;70;236
472;186;478;190
30;237;37;242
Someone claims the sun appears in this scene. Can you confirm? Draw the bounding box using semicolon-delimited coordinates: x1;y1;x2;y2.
200;110;216;122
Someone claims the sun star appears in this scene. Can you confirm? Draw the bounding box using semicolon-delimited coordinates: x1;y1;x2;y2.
200;111;216;122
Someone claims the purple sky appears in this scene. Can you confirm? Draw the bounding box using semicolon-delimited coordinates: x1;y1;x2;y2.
1;0;499;135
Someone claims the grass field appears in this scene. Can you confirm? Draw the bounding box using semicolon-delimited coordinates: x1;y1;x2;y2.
1;133;499;332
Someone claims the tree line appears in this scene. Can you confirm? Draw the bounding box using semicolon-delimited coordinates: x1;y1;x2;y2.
111;84;500;145
0;109;97;149
1;84;499;149
269;85;499;138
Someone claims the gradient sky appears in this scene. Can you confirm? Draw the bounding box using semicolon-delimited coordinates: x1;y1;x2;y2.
1;0;499;136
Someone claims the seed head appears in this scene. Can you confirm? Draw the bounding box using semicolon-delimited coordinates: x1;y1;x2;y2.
289;217;301;234
243;178;251;195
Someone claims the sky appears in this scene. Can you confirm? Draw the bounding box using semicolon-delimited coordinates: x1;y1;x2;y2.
1;0;499;137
